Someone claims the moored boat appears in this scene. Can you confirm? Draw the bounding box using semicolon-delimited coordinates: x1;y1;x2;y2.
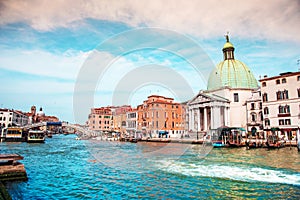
265;134;285;149
27;130;45;143
211;127;245;148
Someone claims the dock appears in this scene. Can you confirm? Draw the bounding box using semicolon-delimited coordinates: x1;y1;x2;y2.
0;154;27;199
140;138;204;144
0;154;27;182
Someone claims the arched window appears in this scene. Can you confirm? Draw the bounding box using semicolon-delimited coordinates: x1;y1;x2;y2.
264;107;269;115
263;93;268;102
282;78;286;83
276;79;280;84
259;111;263;121
264;119;270;126
251;112;256;122
278;105;285;113
285;105;290;113
262;82;266;87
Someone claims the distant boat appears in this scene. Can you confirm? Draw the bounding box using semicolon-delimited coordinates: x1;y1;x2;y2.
2;127;26;142
27;130;45;143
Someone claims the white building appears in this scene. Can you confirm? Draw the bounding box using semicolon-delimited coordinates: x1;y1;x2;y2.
126;110;138;137
0;109;29;128
245;89;263;138
187;35;259;133
259;72;300;140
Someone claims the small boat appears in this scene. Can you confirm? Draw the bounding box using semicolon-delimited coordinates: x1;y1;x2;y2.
212;127;245;148
27;130;45;143
265;134;285;149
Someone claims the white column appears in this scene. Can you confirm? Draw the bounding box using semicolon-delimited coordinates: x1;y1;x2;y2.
197;108;200;132
211;106;215;129
204;107;207;131
192;109;195;131
189;109;192;131
223;106;227;126
226;107;230;126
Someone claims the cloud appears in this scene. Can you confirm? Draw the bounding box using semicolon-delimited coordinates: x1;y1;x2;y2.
0;48;89;80
0;0;299;42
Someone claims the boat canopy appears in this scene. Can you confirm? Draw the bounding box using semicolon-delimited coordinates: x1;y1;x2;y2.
46;122;62;126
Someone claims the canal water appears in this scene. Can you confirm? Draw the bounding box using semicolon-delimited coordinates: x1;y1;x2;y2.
1;134;300;199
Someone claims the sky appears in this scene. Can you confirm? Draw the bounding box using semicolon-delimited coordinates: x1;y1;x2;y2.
0;0;299;124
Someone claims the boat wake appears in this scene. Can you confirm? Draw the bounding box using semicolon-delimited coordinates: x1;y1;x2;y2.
155;160;300;186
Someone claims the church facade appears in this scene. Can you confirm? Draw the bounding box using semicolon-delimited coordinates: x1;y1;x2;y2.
186;35;259;134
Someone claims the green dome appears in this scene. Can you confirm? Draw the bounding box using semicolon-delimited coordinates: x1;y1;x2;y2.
207;59;258;90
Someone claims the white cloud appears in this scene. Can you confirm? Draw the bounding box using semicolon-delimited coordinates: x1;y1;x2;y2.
0;0;299;42
0;48;90;80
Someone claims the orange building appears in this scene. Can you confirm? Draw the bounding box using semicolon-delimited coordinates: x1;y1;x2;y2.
111;105;132;135
137;95;184;138
88;107;113;131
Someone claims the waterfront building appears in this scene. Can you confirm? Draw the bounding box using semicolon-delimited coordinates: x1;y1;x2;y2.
137;95;184;138
0;108;29;128
259;72;300;140
187;35;259;134
245;89;264;138
111;105;132;135
88;107;113;131
126;109;138;138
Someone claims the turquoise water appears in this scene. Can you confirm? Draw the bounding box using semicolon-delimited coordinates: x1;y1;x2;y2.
1;134;300;199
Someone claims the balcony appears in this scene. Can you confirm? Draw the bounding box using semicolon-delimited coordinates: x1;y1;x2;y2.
277;113;291;117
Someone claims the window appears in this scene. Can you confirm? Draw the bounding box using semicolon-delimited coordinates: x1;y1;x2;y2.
251;103;255;110
251;113;256;122
259;111;263;121
279;119;284;125
276;90;289;100
262;82;266;87
156;121;158;128
259;102;262;109
282;78;286;83
284;90;289;99
298;88;300;98
298;76;300;81
263;93;268;102
285;105;290;113
156;111;159;118
285;119;291;125
276;79;280;84
264;107;269;115
234;93;239;102
278;105;285;113
265;119;270;126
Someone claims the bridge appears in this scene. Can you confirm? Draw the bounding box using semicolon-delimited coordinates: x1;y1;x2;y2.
22;122;102;139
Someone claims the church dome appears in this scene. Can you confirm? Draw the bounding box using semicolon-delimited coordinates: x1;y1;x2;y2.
207;35;258;91
37;107;45;116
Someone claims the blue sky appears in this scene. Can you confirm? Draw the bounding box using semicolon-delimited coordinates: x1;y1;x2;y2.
0;0;299;124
